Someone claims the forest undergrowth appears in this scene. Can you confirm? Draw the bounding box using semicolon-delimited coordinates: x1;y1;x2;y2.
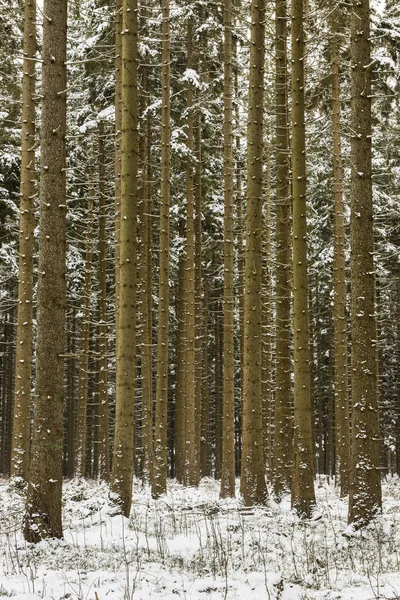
0;477;400;599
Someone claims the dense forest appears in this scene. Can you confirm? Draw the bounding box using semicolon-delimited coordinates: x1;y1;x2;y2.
0;0;399;561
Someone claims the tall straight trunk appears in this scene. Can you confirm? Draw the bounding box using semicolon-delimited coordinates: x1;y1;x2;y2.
396;280;400;476
273;0;293;498
114;0;122;325
97;125;110;480
66;310;76;479
220;0;235;499
11;0;36;480
262;145;273;475
309;283;318;474
0;321;7;475
75;184;94;477
214;306;223;480
111;0;138;517
330;7;350;497
200;277;211;477
290;0;315;516
23;0;67;541
153;0;171;497
240;0;268;506
141;91;153;486
235;62;244;478
348;0;382;527
3;316;15;476
183;19;198;487
194;115;202;483
174;236;186;483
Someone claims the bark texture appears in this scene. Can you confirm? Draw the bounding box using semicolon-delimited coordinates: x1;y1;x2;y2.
110;0;138;517
273;0;293;498
240;0;268;506
153;0;171;497
24;0;67;542
330;7;350;496
220;0;236;499
11;0;36;481
290;0;316;516
74;184;94;477
348;0;382;526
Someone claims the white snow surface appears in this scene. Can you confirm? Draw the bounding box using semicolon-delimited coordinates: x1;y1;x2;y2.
0;476;400;599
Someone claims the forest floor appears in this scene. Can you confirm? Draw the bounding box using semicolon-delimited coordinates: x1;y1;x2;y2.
0;476;399;599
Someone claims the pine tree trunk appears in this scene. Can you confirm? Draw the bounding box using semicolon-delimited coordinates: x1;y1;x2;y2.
234;55;244;477
290;0;315;516
214;307;223;480
11;0;36;481
200;277;211;477
348;0;382;526
111;0;138;517
273;0;293;499
153;0;171;497
141;88;153;487
220;0;236;499
75;184;94;477
396;279;400;476
66;310;76;479
114;0;122;326
174;237;186;483
194;115;203;484
262;144;273;476
330;7;350;497
183;19;198;487
240;0;268;506
23;0;67;541
97;125;110;481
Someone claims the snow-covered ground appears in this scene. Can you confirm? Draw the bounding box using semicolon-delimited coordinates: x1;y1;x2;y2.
0;476;399;599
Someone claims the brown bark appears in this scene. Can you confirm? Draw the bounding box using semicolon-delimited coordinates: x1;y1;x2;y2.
110;0;138;517
24;0;68;541
74;184;94;477
290;0;315;516
348;0;382;526
153;0;171;497
240;0;268;506
97;125;110;481
273;0;293;498
183;19;198;487
330;6;350;496
220;0;236;499
11;0;36;481
140;88;153;487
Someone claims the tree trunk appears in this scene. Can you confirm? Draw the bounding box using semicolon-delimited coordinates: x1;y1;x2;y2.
140;85;153;487
114;0;122;327
234;58;244;478
273;0;293;499
66;310;76;479
183;19;198;487
290;0;315;516
75;184;94;477
200;277;211;477
23;0;67;541
111;0;138;517
330;6;350;497
220;0;235;499
11;0;36;481
97;125;110;481
194;114;203;484
262;141;273;476
348;0;382;527
153;0;171;497
240;0;268;506
174;232;186;483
